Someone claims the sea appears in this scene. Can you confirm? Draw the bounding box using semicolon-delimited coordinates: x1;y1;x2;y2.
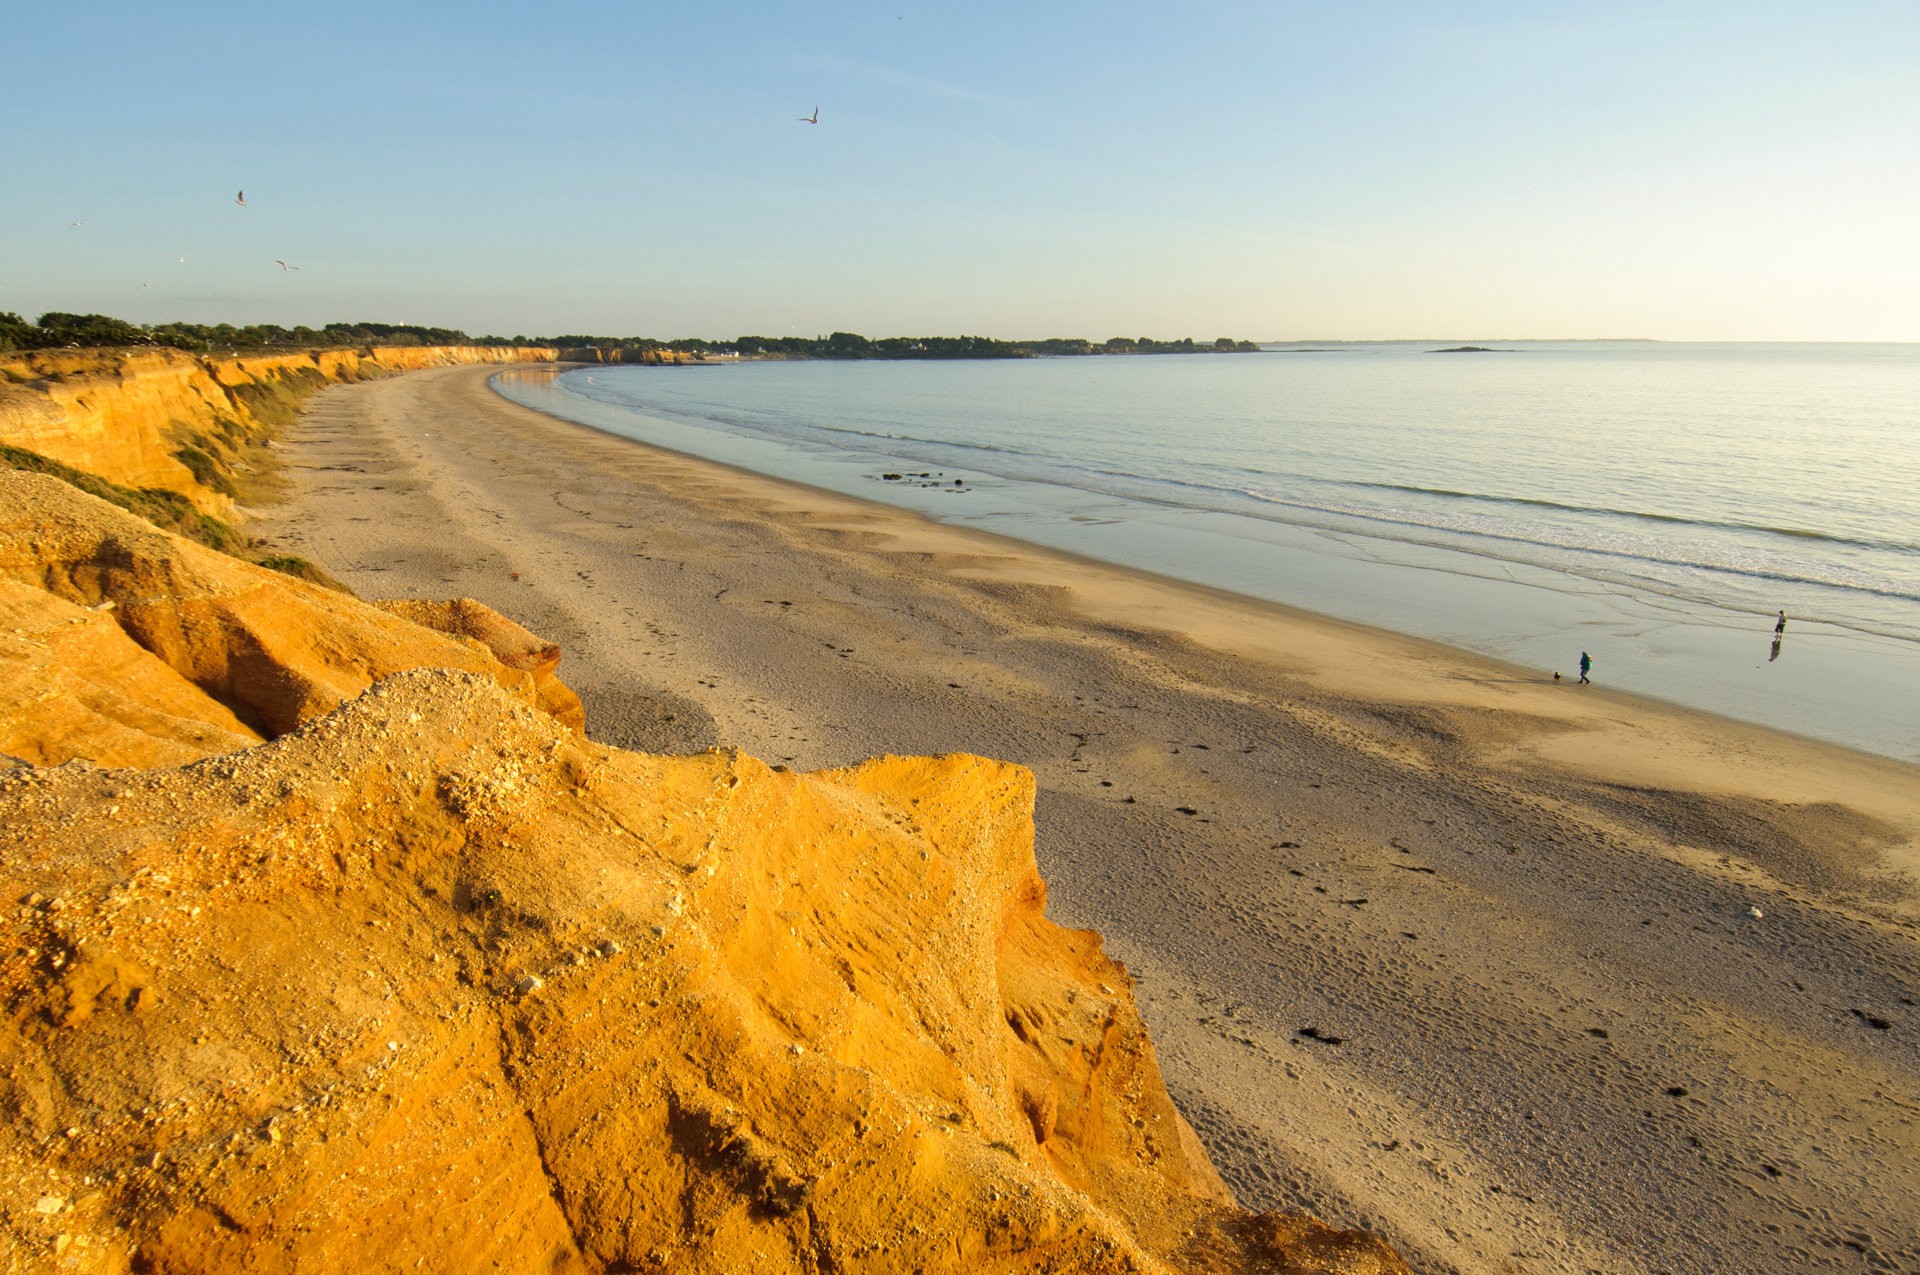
492;342;1920;762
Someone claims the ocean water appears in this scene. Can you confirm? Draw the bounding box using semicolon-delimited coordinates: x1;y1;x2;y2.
493;343;1920;761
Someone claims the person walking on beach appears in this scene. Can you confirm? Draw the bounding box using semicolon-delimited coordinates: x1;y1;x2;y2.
1578;651;1592;684
1775;610;1787;635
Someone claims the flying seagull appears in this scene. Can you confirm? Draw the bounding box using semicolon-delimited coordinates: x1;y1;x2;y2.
69;220;83;228
800;106;819;124
235;190;247;206
275;259;299;271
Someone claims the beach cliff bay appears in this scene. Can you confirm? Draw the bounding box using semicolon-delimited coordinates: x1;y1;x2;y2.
2;350;1917;1275
0;350;1402;1273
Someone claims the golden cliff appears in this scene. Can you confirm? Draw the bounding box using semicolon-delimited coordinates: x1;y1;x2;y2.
0;473;582;768
0;346;555;520
0;479;1410;1272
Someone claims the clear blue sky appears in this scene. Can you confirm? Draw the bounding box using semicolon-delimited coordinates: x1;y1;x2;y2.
6;1;1916;340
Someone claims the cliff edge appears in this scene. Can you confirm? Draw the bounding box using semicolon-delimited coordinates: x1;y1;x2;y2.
0;346;555;521
0;450;1410;1273
0;473;582;768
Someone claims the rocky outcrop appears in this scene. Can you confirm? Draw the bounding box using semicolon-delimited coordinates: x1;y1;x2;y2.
0;579;261;769
0;345;555;518
0;670;1407;1274
373;598;586;733
0;472;583;765
0;474;1409;1273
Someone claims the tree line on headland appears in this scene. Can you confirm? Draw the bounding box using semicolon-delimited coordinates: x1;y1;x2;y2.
0;312;1260;361
0;313;490;356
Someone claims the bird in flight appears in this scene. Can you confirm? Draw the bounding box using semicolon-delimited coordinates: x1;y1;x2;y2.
275;259;300;271
800;106;819;124
235;190;247;206
69;220;83;228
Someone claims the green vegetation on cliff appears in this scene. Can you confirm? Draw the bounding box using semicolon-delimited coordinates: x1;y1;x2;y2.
0;441;245;553
0;312;512;355
0;441;345;589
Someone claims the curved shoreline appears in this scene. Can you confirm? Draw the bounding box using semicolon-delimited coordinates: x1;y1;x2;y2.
494;362;1920;764
253;363;1920;1275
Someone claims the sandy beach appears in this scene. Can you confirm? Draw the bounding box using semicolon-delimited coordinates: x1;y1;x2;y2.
251;364;1920;1275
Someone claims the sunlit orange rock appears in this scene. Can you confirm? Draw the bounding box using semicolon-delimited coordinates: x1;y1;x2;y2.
0;345;555;516
0;669;1408;1273
0;472;583;752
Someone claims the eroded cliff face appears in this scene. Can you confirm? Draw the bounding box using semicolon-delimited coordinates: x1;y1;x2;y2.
0;345;555;518
0;672;1405;1275
0;467;1410;1273
0;472;582;767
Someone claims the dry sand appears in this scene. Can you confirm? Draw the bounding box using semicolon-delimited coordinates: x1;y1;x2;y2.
250;364;1920;1275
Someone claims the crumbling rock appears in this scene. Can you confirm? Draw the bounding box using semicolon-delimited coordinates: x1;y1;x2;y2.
0;472;583;761
0;461;1407;1273
0;345;555;517
0;669;1409;1273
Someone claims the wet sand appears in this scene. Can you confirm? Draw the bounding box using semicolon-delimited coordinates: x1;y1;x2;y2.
252;364;1920;1275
